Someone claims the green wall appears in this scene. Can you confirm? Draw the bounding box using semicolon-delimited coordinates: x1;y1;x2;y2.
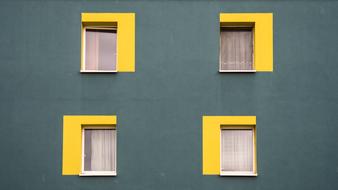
1;0;338;189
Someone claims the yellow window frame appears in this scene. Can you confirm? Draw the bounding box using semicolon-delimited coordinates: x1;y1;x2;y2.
81;13;135;72
62;115;117;175
202;116;257;175
220;13;273;72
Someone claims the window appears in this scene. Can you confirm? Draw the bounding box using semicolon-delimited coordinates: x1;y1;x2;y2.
202;116;257;176
81;126;116;176
83;27;117;72
62;115;117;176
219;13;273;72
220;27;254;71
220;126;255;176
81;13;135;73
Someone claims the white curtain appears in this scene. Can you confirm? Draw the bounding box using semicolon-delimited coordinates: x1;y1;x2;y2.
221;129;253;172
220;29;253;70
84;129;116;171
85;29;117;71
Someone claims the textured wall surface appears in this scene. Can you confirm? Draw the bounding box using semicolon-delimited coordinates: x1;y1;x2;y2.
1;0;338;189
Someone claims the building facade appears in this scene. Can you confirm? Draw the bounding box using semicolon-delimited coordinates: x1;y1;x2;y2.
1;0;338;189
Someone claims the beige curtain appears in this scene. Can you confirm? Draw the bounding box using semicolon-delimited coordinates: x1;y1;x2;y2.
84;129;116;171
220;29;253;70
221;129;253;172
85;29;117;71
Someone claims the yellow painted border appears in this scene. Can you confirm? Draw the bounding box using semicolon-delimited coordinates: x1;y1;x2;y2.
202;116;257;175
62;115;117;175
81;13;135;72
220;13;273;72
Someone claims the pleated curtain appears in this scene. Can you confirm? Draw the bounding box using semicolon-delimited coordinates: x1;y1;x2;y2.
84;129;116;171
220;29;253;70
221;129;253;172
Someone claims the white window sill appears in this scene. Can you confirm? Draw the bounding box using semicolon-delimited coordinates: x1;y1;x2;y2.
220;172;257;177
79;171;117;176
219;70;256;73
80;70;117;73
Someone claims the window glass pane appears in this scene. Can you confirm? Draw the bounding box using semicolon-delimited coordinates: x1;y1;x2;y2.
221;129;253;172
85;30;98;70
85;29;117;71
84;129;116;171
220;28;253;70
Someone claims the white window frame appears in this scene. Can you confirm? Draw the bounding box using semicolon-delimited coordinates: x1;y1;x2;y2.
219;26;256;73
220;126;257;176
80;125;117;176
81;26;118;73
